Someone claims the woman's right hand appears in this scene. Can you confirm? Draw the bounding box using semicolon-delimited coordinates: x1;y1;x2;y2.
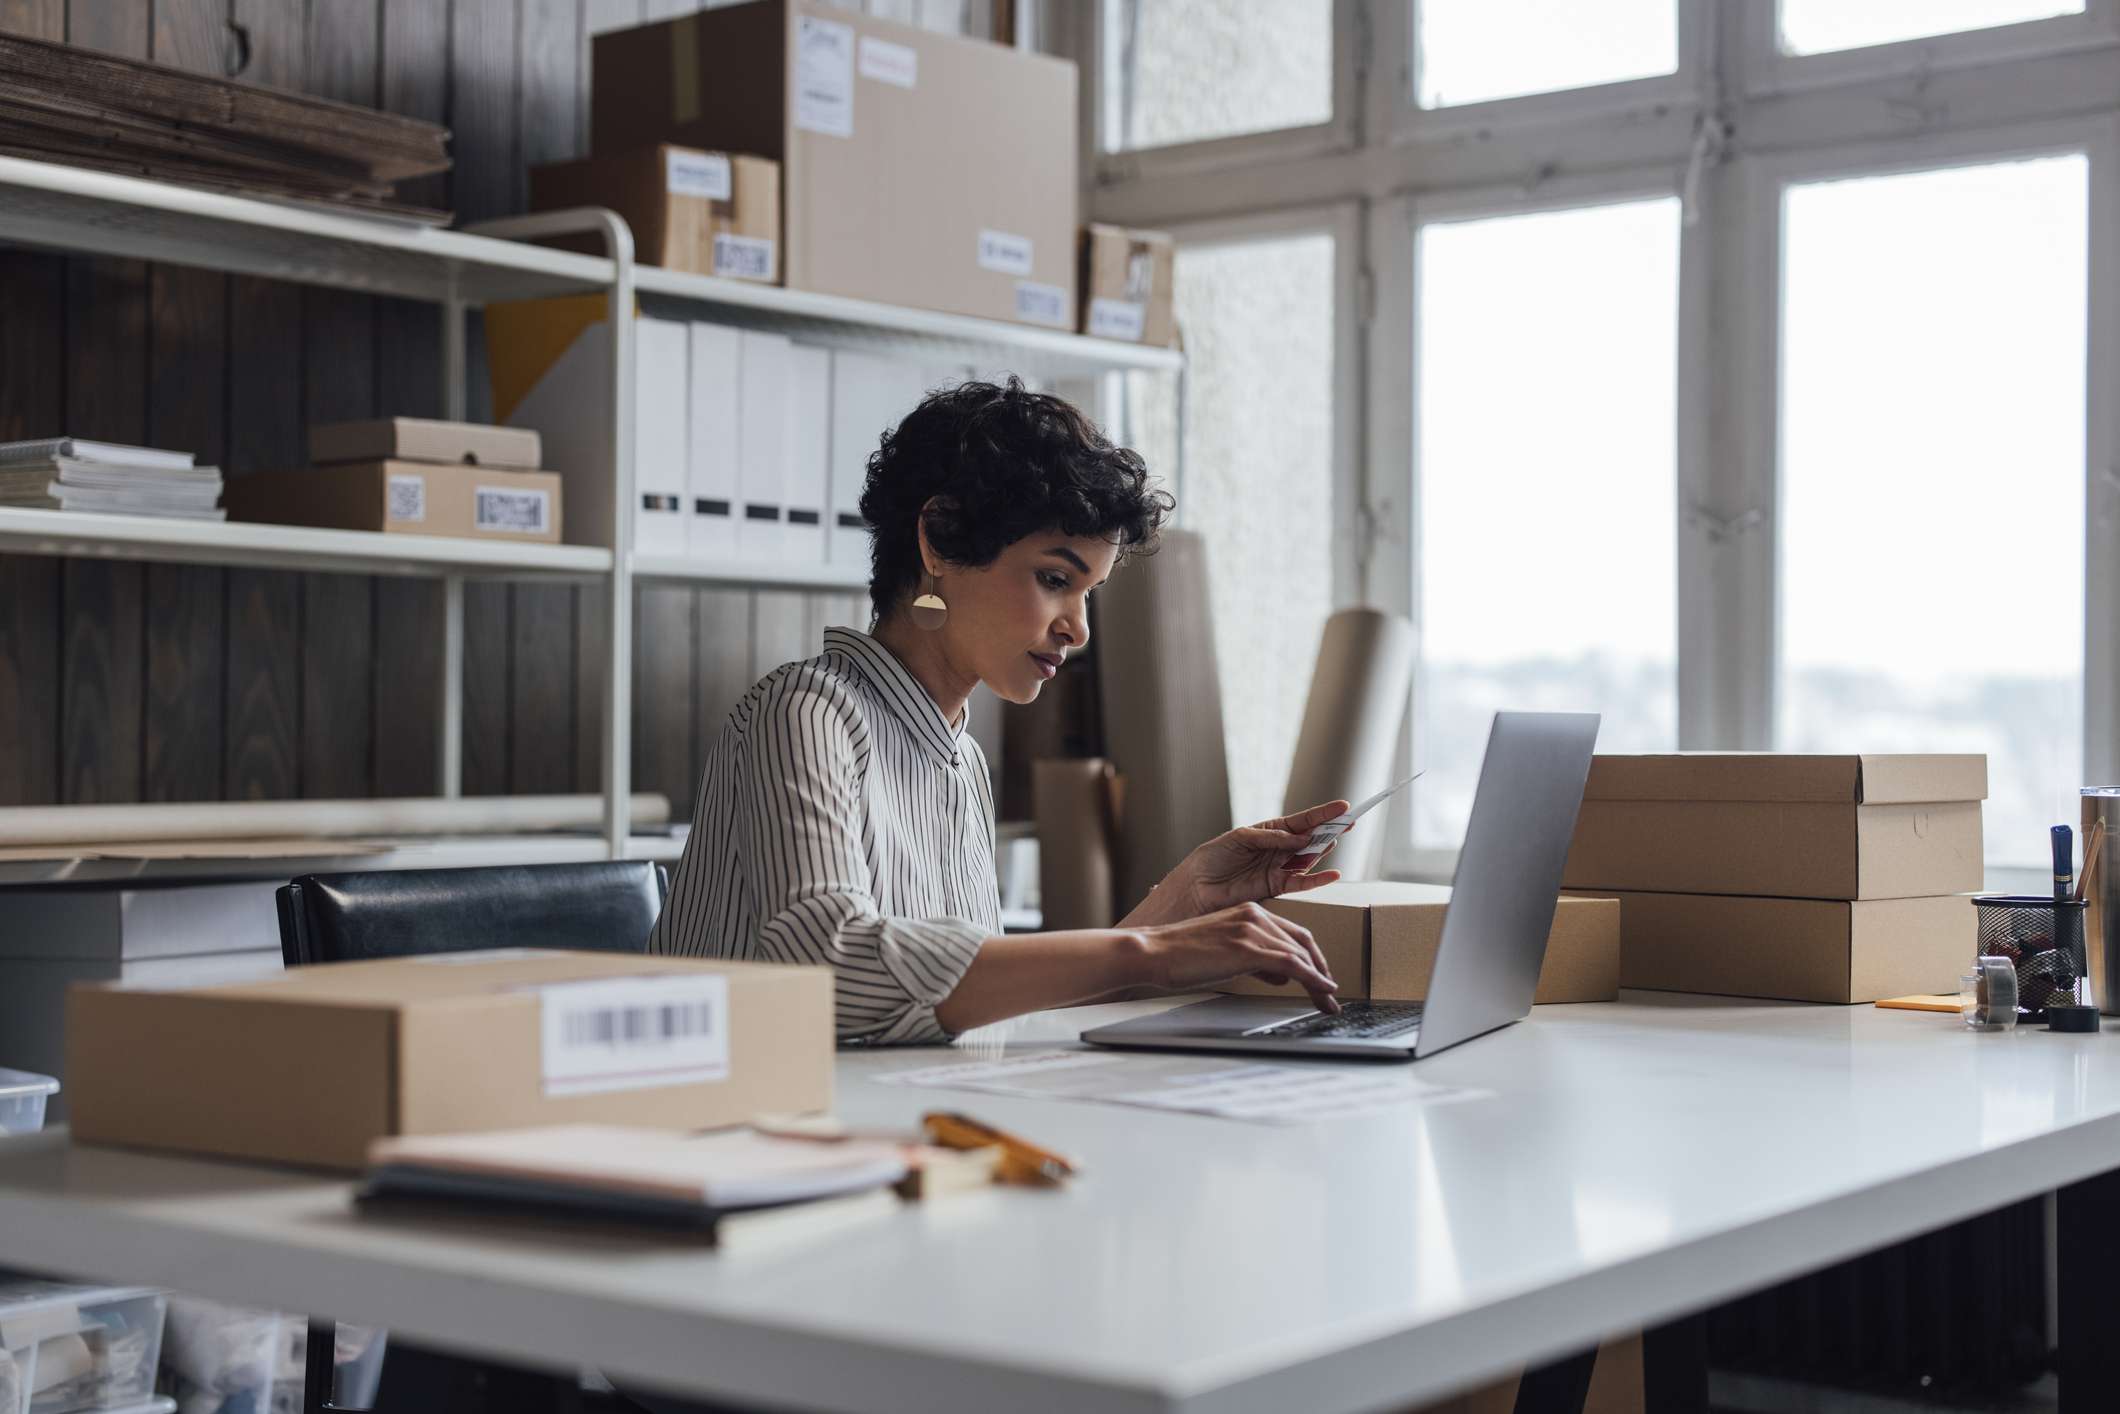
1135;903;1341;1014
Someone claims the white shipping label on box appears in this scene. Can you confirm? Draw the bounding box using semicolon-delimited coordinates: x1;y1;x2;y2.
538;974;730;1097
386;473;426;523
666;149;732;201
1087;298;1146;342
977;229;1035;277
858;35;917;88
713;234;776;282
794;15;855;138
1014;281;1069;327
474;486;550;535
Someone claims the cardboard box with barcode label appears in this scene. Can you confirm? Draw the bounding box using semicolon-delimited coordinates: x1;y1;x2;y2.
590;0;1077;329
1079;224;1176;346
225;461;562;543
66;951;834;1171
1563;753;1987;900
1215;881;1620;1003
530;145;781;283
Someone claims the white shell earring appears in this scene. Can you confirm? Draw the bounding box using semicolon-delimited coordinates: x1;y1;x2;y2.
910;577;948;631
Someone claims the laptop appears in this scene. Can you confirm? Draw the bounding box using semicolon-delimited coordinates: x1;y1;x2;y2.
1080;710;1600;1061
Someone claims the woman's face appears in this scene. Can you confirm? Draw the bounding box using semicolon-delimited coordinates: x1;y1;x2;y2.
939;531;1121;705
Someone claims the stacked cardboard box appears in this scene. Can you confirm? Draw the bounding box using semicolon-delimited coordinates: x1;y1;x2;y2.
225;419;562;543
530;144;782;283
589;0;1078;329
1561;754;1985;1003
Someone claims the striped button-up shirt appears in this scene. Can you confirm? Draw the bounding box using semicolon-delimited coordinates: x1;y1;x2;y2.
649;626;999;1044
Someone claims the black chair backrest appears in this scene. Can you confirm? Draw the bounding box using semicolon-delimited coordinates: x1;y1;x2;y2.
274;860;669;967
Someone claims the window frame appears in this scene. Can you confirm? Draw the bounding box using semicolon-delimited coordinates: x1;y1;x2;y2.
1740;0;2120;97
1091;0;1363;183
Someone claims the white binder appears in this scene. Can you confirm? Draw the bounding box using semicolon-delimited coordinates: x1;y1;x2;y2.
826;353;932;567
737;330;790;559
783;345;832;565
686;323;741;558
633;317;689;559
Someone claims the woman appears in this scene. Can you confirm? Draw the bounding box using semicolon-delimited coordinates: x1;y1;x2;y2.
649;377;1347;1041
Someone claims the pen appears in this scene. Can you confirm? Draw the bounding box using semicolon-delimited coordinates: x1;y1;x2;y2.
2055;824;2075;903
922;1111;1078;1185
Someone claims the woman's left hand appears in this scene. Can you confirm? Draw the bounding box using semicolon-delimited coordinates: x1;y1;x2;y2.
1173;799;1351;916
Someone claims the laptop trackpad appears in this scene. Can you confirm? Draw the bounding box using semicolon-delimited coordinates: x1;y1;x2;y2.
1140;996;1324;1036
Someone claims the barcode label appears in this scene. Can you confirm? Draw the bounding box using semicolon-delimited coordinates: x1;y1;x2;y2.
713;233;776;282
1014;280;1069;327
1087;297;1146;342
475;486;550;535
666;149;732;201
538;975;729;1097
978;229;1034;276
386;473;426;523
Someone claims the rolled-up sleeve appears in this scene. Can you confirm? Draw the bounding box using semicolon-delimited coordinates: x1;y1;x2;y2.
736;673;987;1043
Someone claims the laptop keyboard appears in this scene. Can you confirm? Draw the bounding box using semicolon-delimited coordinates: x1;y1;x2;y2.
1247;1001;1425;1041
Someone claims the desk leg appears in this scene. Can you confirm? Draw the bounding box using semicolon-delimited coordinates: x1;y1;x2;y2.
2058;1169;2120;1414
1642;1313;1709;1413
1513;1348;1596;1414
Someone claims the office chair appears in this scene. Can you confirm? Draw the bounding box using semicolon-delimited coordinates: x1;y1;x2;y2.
274;859;670;1414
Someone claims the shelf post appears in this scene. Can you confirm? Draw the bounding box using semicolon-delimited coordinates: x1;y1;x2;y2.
439;574;463;797
442;277;467;422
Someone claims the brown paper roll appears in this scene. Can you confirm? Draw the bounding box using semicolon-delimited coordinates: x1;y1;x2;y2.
1034;758;1119;931
1282;608;1416;880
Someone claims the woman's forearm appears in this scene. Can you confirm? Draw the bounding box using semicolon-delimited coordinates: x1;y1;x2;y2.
932;928;1157;1034
1116;872;1195;930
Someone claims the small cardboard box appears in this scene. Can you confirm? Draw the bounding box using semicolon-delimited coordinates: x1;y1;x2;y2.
591;1;1077;328
1079;224;1175;346
226;461;562;543
66;951;834;1171
1564;890;1973;1004
1563;754;1986;901
1216;881;1620;1004
530;145;781;282
309;417;542;470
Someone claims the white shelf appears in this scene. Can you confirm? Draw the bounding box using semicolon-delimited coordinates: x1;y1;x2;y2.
631;264;1185;379
629;553;869;592
0;831;686;887
0;155;609;305
0;508;612;580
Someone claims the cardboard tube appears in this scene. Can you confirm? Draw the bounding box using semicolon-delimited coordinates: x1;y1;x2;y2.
1282;608;1417;881
0;794;672;848
1034;758;1119;931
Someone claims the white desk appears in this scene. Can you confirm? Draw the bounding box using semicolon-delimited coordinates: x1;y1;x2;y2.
2;994;2119;1413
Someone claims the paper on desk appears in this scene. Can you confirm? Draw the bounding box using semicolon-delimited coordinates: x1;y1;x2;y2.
874;1050;1488;1125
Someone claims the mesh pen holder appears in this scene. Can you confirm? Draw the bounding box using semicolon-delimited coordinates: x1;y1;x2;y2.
1973;895;2089;1020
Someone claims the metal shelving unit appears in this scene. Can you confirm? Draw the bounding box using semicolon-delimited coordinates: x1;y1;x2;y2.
0;153;1183;865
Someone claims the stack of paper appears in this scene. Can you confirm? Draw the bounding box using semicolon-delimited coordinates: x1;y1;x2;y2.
0;438;223;520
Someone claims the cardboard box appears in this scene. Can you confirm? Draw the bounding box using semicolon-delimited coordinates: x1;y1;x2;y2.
226;461;562;543
309;417;541;470
66;951;834;1171
1563;753;1986;901
530;145;781;283
1079;224;1175;346
1564;890;1973;1004
1215;881;1620;1004
591;1;1078;328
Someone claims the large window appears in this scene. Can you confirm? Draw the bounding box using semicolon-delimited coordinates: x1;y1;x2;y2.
1102;0;1333;152
1414;198;1681;848
1127;228;1340;827
1414;0;1678;109
1777;156;2088;868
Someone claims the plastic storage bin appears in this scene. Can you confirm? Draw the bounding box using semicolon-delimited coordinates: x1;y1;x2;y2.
0;1071;58;1136
0;1281;167;1414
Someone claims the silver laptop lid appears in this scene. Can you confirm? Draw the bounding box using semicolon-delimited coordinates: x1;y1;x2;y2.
1413;711;1600;1059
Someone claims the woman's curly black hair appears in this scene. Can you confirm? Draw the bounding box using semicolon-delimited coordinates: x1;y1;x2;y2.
857;377;1173;623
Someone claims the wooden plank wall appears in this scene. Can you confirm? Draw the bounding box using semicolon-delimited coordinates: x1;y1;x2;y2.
0;0;980;821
